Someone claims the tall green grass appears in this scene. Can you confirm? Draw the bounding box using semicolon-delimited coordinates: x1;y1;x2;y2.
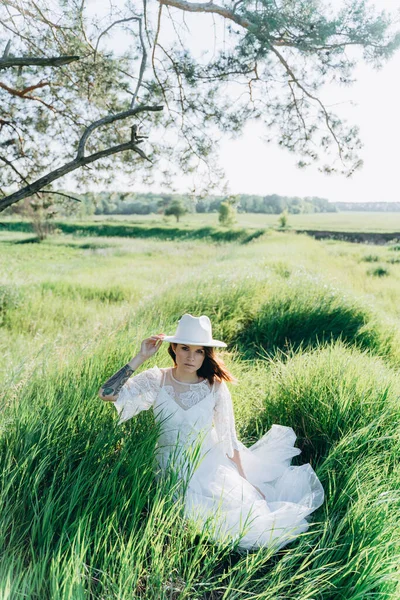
1;229;400;598
234;272;400;365
1;336;399;598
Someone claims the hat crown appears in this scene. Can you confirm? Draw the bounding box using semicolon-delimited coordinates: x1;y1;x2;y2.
175;314;212;344
163;313;227;347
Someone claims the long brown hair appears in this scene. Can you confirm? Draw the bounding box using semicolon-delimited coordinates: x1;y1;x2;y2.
167;343;238;385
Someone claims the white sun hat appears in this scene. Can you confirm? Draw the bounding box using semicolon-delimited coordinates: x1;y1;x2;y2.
162;314;227;347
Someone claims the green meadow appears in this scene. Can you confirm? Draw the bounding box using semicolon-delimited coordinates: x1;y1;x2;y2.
3;210;400;233
88;210;400;232
1;226;400;599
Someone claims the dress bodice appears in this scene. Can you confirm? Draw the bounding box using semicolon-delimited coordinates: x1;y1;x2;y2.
113;365;241;461
152;370;218;474
158;366;216;410
154;379;215;441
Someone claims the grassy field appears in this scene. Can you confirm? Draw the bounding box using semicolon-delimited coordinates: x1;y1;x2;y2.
2;210;400;233
88;211;400;232
1;227;400;598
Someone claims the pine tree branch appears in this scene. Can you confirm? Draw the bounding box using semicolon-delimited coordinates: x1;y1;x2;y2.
267;42;344;159
0;142;145;212
157;0;355;164
0;104;163;212
158;0;252;29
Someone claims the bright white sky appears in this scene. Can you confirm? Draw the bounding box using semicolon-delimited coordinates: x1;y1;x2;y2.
85;0;400;203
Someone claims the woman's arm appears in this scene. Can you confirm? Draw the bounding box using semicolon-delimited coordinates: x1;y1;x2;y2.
227;449;265;500
228;449;246;478
215;381;266;500
98;333;165;402
228;450;266;499
98;354;145;402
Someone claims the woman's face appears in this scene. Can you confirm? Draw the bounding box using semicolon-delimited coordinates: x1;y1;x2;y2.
172;343;206;372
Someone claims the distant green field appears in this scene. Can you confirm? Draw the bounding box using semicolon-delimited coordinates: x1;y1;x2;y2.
0;212;400;241
86;211;400;232
1;229;399;598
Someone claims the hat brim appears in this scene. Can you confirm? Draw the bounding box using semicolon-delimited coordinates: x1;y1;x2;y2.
162;336;227;348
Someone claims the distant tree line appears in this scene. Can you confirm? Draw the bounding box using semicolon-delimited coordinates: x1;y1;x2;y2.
7;192;400;221
86;194;400;216
87;194;400;216
58;191;337;217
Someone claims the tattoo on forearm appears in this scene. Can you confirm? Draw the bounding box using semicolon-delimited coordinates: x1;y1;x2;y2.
101;364;134;397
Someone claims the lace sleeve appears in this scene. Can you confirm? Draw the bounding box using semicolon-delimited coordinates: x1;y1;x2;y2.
113;365;161;425
213;380;240;459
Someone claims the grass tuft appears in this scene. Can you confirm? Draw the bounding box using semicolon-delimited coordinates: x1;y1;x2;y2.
367;266;390;277
234;273;400;364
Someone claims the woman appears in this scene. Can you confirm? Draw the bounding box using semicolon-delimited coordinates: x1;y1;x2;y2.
99;314;324;552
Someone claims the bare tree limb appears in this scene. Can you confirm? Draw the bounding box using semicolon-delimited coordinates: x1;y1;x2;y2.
0;79;50;96
0;55;80;68
0;156;81;203
0;155;30;184
3;40;11;58
0;119;24;148
92;14;147;106
76;104;162;159
94;17;138;61
131;16;147;106
151;4;171;111
288;81;308;142
0;80;55;109
0;7;163;210
0;104;163;212
40;190;81;202
1;141;147;212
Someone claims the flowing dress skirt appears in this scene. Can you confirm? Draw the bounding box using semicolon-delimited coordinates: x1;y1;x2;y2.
156;424;325;552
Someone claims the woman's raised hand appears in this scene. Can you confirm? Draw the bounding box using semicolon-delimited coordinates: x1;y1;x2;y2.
139;333;165;359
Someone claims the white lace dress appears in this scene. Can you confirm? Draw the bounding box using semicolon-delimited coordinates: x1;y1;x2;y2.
113;366;324;552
